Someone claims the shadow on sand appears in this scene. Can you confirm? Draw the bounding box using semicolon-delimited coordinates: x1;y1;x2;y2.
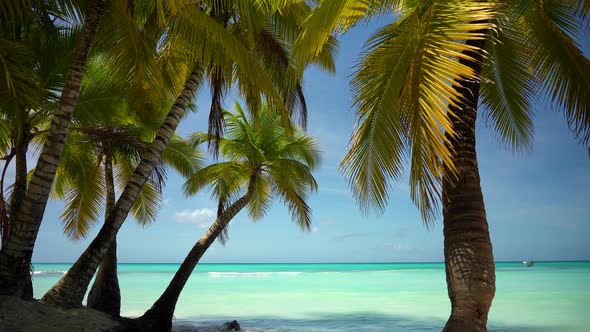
172;312;571;332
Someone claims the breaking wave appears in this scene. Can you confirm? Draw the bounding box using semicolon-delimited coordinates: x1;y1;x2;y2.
32;270;67;276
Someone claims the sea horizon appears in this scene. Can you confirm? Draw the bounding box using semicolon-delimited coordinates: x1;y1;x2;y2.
31;259;590;264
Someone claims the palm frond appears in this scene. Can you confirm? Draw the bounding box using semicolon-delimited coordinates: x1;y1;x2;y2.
0;115;11;156
523;1;590;145
162;136;203;179
246;173;273;221
0;0;32;23
309;35;339;74
480;19;535;151
541;0;588;35
0;37;43;108
343;0;497;221
271;176;313;231
115;159;162;225
182;161;250;197
207;65;227;157
168;4;291;129
568;0;590;18
59;158;105;240
130;179;161;225
185;101;320;240
278;135;321;170
217;222;230;246
294;0;370;64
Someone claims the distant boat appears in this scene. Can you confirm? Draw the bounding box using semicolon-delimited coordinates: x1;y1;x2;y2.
523;260;534;267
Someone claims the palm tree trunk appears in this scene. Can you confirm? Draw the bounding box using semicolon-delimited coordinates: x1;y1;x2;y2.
140;183;255;332
7;128;29;223
87;152;121;316
1;124;32;246
442;37;495;331
41;65;204;308
0;0;106;299
0;150;13;242
0;128;31;295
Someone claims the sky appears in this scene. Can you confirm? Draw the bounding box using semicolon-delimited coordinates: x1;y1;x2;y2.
26;17;590;264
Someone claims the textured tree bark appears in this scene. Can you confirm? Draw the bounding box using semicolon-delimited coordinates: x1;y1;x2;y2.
0;0;106;299
1;124;31;245
0;150;13;242
87;152;121;316
7;127;30;223
0;128;33;297
41;65;203;308
442;37;496;331
139;181;255;332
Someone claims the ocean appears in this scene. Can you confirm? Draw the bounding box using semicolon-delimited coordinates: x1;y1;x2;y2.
32;262;590;331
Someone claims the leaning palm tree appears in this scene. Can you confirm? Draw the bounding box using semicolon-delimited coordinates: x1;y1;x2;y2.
0;1;93;297
0;0;174;297
42;0;332;307
13;51;198;314
0;0;246;298
138;102;320;331
296;1;589;331
0;0;109;297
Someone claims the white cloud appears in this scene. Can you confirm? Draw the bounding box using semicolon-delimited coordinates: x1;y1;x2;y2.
174;208;216;228
312;226;319;233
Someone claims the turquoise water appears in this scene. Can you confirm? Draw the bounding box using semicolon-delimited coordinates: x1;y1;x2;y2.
32;262;590;331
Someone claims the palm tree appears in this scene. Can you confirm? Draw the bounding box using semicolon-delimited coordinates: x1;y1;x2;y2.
47;58;202;314
0;1;92;297
138;102;320;331
0;0;227;297
296;1;590;331
41;0;333;307
8;51;196;315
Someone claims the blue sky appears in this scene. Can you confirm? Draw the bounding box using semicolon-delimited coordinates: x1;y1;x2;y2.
30;18;590;263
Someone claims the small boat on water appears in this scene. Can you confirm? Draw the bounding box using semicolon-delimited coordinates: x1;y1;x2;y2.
523;260;534;267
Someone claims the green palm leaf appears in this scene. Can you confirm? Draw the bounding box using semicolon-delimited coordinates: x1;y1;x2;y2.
131;179;162;226
343;0;497;221
480;19;535;151
184;101;320;242
162;137;204;179
59;156;105;240
523;1;590;145
168;4;292;126
115;158;162;225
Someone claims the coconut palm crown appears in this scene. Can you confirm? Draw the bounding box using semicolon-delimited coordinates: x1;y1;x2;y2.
138;101;320;331
185;101;321;236
296;0;590;220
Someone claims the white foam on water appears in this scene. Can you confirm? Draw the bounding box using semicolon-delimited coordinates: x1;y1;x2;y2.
33;270;67;275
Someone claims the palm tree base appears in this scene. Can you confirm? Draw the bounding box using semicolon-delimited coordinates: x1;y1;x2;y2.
87;240;121;317
41;276;88;309
443;315;487;332
0;278;32;300
134;308;173;332
87;276;121;317
0;255;33;300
